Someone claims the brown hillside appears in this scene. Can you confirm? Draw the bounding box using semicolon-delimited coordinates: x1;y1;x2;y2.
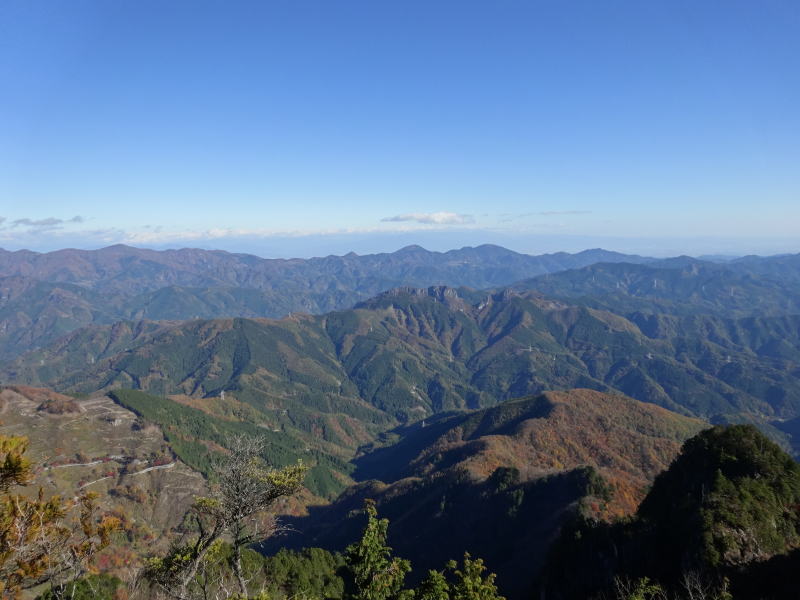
0;386;206;578
1;384;77;406
369;389;707;516
273;389;705;599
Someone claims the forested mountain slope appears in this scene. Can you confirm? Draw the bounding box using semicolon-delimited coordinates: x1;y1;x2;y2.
0;244;651;360
0;244;649;293
6;286;800;431
4;245;797;365
265;390;704;598
512;257;800;317
541;424;800;600
513;256;800;317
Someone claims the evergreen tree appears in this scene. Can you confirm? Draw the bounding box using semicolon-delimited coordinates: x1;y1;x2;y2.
414;570;450;600
414;554;504;600
445;554;504;600
344;500;411;600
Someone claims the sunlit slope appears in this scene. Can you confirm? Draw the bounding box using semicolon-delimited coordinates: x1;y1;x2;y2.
6;287;800;424
0;244;651;359
0;386;205;555
107;388;359;499
268;389;704;598
355;389;705;515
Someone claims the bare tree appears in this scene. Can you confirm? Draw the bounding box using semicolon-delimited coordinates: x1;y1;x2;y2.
145;436;306;600
679;572;731;600
214;436;306;596
609;574;732;600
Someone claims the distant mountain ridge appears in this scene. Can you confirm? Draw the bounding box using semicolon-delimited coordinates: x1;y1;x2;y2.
4;243;797;362
0;244;652;360
513;255;800;317
0;244;652;292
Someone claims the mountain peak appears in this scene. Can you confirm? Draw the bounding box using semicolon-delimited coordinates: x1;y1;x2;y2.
99;244;138;252
395;244;429;254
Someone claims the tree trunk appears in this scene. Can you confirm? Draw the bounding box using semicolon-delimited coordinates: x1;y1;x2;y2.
233;540;248;598
177;525;223;600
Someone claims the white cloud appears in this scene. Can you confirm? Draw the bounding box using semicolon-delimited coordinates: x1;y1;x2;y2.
5;215;85;230
381;212;474;225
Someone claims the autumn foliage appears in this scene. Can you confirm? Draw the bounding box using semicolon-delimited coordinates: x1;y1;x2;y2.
0;433;119;598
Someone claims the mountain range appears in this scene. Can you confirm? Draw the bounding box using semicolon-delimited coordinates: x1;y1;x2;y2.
4;244;800;494
3;242;800;598
0;244;653;292
3;244;799;365
514;256;800;317
1;382;705;599
0;244;655;360
5;284;800;442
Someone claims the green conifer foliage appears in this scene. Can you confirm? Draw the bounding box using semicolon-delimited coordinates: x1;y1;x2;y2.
414;570;450;600
446;554;504;600
0;435;119;597
344;500;411;600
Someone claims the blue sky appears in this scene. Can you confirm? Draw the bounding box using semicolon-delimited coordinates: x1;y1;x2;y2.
1;0;798;257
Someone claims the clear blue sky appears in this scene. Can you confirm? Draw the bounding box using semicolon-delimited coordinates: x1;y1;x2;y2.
1;0;798;257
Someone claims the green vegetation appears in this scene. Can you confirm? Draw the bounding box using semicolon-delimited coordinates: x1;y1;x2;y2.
0;433;120;598
342;501;504;600
109;389;351;498
639;425;800;568
0;245;648;361
416;554;505;600
514;259;800;318
541;425;800;600
5;246;800;600
6;387;800;600
238;389;706;598
36;574;125;600
140;495;506;600
144;437;307;599
262;548;346;600
344;500;411;600
10;283;800;440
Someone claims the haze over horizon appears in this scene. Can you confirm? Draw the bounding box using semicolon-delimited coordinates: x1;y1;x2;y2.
0;235;797;262
1;1;798;257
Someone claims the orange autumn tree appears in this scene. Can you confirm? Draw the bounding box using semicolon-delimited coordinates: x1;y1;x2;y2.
0;434;120;598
